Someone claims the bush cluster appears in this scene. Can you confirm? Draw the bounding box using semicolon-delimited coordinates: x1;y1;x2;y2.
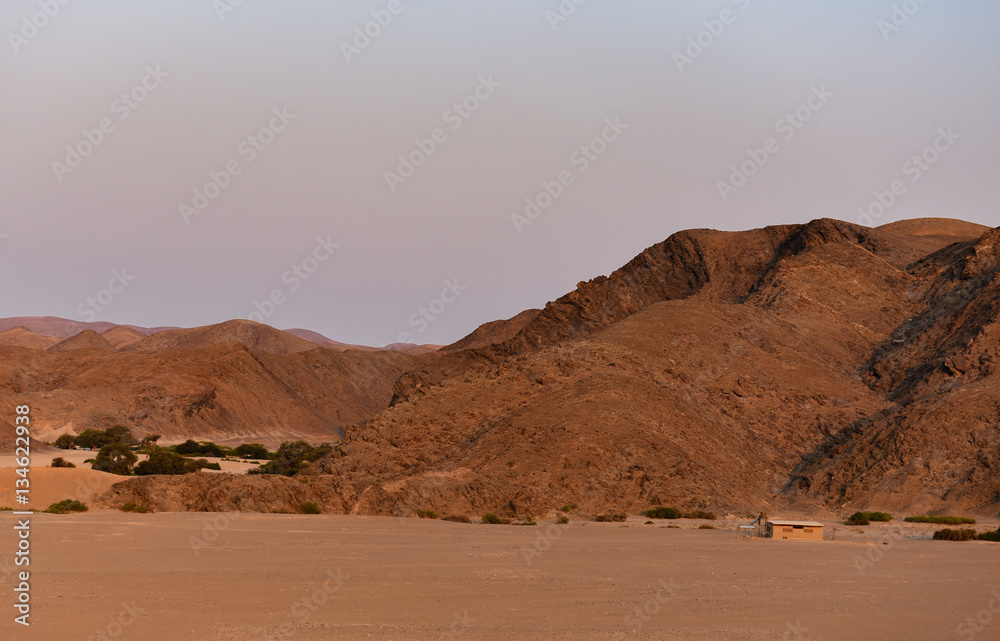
905;515;976;525
442;514;471;523
45;500;87;514
594;513;627;522
978;528;1000;542
300;502;321;514
248;441;332;476
51;457;75;468
643;507;717;520
416;509;439;519
846;511;893;526
644;507;681;519
135;449;220;476
120;502;149;513
481;513;508;524
61;425;135;451
933;528;978;541
175;440;225;457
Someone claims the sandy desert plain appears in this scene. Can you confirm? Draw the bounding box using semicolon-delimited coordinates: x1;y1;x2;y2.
1;465;998;641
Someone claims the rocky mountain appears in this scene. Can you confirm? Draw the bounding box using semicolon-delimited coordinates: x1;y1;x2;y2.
10;218;1000;520
305;218;1000;519
0;320;425;446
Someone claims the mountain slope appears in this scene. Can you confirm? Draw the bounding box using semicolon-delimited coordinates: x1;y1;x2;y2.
311;218;999;518
0;330;424;448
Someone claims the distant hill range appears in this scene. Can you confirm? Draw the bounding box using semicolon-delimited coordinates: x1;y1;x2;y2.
4;218;1000;521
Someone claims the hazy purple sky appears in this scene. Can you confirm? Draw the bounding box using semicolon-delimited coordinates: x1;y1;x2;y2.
1;1;997;346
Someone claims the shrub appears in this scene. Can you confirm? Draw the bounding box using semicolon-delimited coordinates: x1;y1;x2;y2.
645;506;681;520
233;443;270;460
699;524;716;530
557;515;570;524
442;515;471;523
51;457;75;468
560;503;578;512
45;499;87;514
594;513;627;522
121;502;137;512
848;511;893;525
905;515;976;525
201;462;222;471
135;449;200;475
91;443;138;475
300;502;321;514
135;505;149;514
0;507;13;511
978;529;1000;542
248;441;333;476
683;510;717;520
481;513;503;524
846;512;870;526
416;509;439;519
933;528;978;541
54;434;76;449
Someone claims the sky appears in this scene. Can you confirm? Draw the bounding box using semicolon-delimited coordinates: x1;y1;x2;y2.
1;1;997;346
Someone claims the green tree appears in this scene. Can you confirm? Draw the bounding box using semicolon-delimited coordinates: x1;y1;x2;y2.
74;429;106;450
233;443;270;459
54;434;76;449
104;425;136;446
248;441;332;476
138;434;161;455
92;443;137;475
